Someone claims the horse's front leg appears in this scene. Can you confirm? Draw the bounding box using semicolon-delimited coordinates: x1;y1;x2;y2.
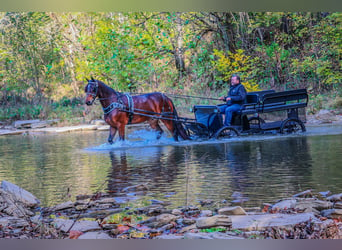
117;124;126;141
108;126;117;144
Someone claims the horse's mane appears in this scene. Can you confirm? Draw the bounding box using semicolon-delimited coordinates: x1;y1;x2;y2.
96;79;120;96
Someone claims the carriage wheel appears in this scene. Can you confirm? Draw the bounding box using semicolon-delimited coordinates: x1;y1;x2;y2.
215;126;239;139
248;116;265;128
280;118;306;134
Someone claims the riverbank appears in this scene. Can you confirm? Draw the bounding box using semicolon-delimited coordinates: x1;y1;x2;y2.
0;180;341;239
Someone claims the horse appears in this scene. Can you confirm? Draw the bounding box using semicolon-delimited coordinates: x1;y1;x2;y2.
84;77;189;144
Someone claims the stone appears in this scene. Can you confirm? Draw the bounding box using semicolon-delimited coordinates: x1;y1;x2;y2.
184;232;213;239
53;218;101;232
1;180;40;208
230;212;319;231
96;198;118;204
272;199;296;210
152;214;178;228
314;110;338;123
321;209;342;219
78;231;112;239
334;202;342;209
326;193;342;202
90;119;106;126
182;218;196;225
0;216;30;228
171;209;182;215
179;224;197;233
51;201;74;211
295;198;333;211
155;234;184;239
13;120;41;129
292;189;312;198
196;215;232;229
218;206;247;215
200;210;213;217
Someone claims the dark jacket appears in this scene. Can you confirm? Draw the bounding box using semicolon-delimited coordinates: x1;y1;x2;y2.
225;83;247;105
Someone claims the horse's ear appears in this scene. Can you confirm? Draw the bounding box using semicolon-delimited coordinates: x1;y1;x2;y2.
91;76;95;81
85;78;89;82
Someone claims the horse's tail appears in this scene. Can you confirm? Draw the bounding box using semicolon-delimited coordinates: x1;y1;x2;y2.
164;95;190;141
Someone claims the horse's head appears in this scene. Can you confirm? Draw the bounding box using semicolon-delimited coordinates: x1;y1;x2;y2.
85;77;98;105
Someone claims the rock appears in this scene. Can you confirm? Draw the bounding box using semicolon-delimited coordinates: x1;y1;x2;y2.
230;212;319;231
196;215;232;229
171;209;182;215
295;198;333;211
321;209;342;219
90;119;106;126
326;193;342;202
218;206;247;215
155;234;184;239
152;214;178;228
334;202;342;209
244;207;262;213
50;201;74;211
184;232;213;239
53;218;101;232
78;231;112;239
0;216;30;228
314;110;338;123
272;199;296;210
182;218;196;225
292;189;312;198
208;232;245;239
1;180;40;208
200;210;213;217
302;207;320;216
96;198;118;204
179;224;197;233
319;191;331;198
13;120;41;129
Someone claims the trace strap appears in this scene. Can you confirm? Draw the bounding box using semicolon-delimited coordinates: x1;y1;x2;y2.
102;102;125;115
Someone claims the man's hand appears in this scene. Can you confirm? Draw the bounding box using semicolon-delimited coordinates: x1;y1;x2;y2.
219;97;231;101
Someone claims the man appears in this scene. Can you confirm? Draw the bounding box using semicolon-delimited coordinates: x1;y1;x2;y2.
218;74;247;126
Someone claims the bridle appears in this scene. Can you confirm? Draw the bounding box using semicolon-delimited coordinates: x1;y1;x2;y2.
86;80;98;105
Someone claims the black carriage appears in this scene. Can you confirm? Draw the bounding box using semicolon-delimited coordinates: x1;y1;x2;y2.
183;88;309;139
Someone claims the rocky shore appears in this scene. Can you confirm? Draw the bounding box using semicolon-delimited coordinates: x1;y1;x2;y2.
0;180;341;239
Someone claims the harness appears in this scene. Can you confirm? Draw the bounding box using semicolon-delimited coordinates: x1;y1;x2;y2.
102;93;135;124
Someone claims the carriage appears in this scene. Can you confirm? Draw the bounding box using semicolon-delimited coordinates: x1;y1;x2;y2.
84;78;309;143
182;88;309;139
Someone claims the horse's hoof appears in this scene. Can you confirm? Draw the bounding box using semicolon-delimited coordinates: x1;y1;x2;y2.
108;140;113;144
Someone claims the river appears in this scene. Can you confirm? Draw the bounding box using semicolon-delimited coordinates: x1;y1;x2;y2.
0;125;341;207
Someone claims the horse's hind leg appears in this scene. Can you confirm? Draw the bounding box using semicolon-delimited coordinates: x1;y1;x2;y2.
149;119;163;139
108;126;117;144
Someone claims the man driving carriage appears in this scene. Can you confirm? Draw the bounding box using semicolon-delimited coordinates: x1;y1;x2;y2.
218;74;247;126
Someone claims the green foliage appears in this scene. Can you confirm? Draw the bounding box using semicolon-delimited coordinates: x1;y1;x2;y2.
1;12;341;124
199;227;227;233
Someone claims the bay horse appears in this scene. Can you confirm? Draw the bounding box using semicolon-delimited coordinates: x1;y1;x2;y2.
84;77;189;144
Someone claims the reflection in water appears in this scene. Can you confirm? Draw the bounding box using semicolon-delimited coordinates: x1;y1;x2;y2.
0;130;341;207
107;147;183;194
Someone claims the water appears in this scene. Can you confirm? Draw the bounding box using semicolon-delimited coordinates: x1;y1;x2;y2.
0;125;341;207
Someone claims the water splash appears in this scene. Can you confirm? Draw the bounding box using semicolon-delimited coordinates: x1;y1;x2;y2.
85;129;177;151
